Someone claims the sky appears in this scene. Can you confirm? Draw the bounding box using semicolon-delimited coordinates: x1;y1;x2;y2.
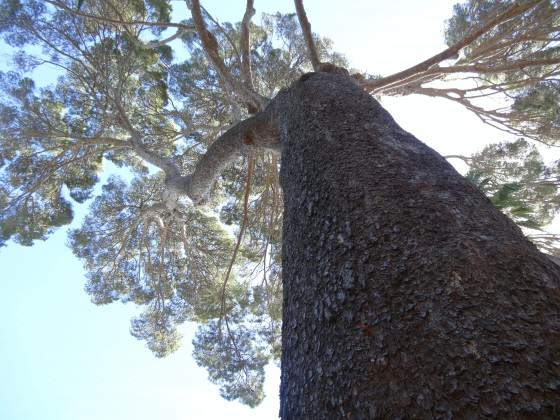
0;1;529;419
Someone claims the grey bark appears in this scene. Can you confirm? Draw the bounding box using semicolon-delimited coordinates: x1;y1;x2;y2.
278;73;560;419
179;111;280;204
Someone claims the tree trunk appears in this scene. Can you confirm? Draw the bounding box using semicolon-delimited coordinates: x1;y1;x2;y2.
278;73;560;419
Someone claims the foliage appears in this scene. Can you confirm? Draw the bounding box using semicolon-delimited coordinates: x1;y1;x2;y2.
192;281;281;407
466;138;560;255
511;80;560;140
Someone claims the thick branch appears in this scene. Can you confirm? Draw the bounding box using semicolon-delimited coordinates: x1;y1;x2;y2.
176;109;279;204
294;0;321;71
189;0;267;111
240;0;255;89
360;0;544;92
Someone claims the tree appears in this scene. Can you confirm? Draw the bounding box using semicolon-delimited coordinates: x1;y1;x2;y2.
1;0;559;417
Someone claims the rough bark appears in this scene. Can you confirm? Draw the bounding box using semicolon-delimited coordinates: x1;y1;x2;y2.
278;73;560;419
179;111;279;204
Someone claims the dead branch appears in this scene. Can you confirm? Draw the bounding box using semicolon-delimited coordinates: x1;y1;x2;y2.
444;155;473;166
137;27;192;49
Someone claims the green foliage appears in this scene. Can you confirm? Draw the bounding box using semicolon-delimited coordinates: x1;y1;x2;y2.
0;71;102;245
192;284;281;407
445;0;511;48
512;80;560;140
466;138;560;253
130;307;182;358
68;173;235;325
445;0;559;54
193;318;267;407
0;1;337;403
0;0;181;245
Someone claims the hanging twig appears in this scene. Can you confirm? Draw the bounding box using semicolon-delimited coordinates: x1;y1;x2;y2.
46;0;195;32
219;154;255;320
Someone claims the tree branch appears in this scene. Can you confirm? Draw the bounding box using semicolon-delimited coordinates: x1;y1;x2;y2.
240;0;255;89
360;0;544;93
435;58;560;76
444;155;473;166
51;135;129;149
410;85;560;145
112;96;181;178
136;27;192;49
175;108;280;204
46;0;195;31
294;0;321;71
200;4;243;65
189;0;267;111
219;154;255;319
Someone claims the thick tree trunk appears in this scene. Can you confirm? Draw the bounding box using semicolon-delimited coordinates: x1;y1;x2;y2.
278;73;560;419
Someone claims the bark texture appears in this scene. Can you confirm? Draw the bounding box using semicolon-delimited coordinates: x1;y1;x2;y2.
278;73;560;419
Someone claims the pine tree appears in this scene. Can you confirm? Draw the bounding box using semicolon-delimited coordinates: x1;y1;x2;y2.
1;0;560;416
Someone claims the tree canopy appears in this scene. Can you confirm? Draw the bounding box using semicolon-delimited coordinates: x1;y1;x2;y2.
1;0;559;406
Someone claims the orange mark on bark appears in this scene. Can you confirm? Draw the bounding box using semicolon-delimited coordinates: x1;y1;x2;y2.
243;133;254;145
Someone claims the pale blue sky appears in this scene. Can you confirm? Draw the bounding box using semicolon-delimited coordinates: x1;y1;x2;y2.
0;1;512;419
